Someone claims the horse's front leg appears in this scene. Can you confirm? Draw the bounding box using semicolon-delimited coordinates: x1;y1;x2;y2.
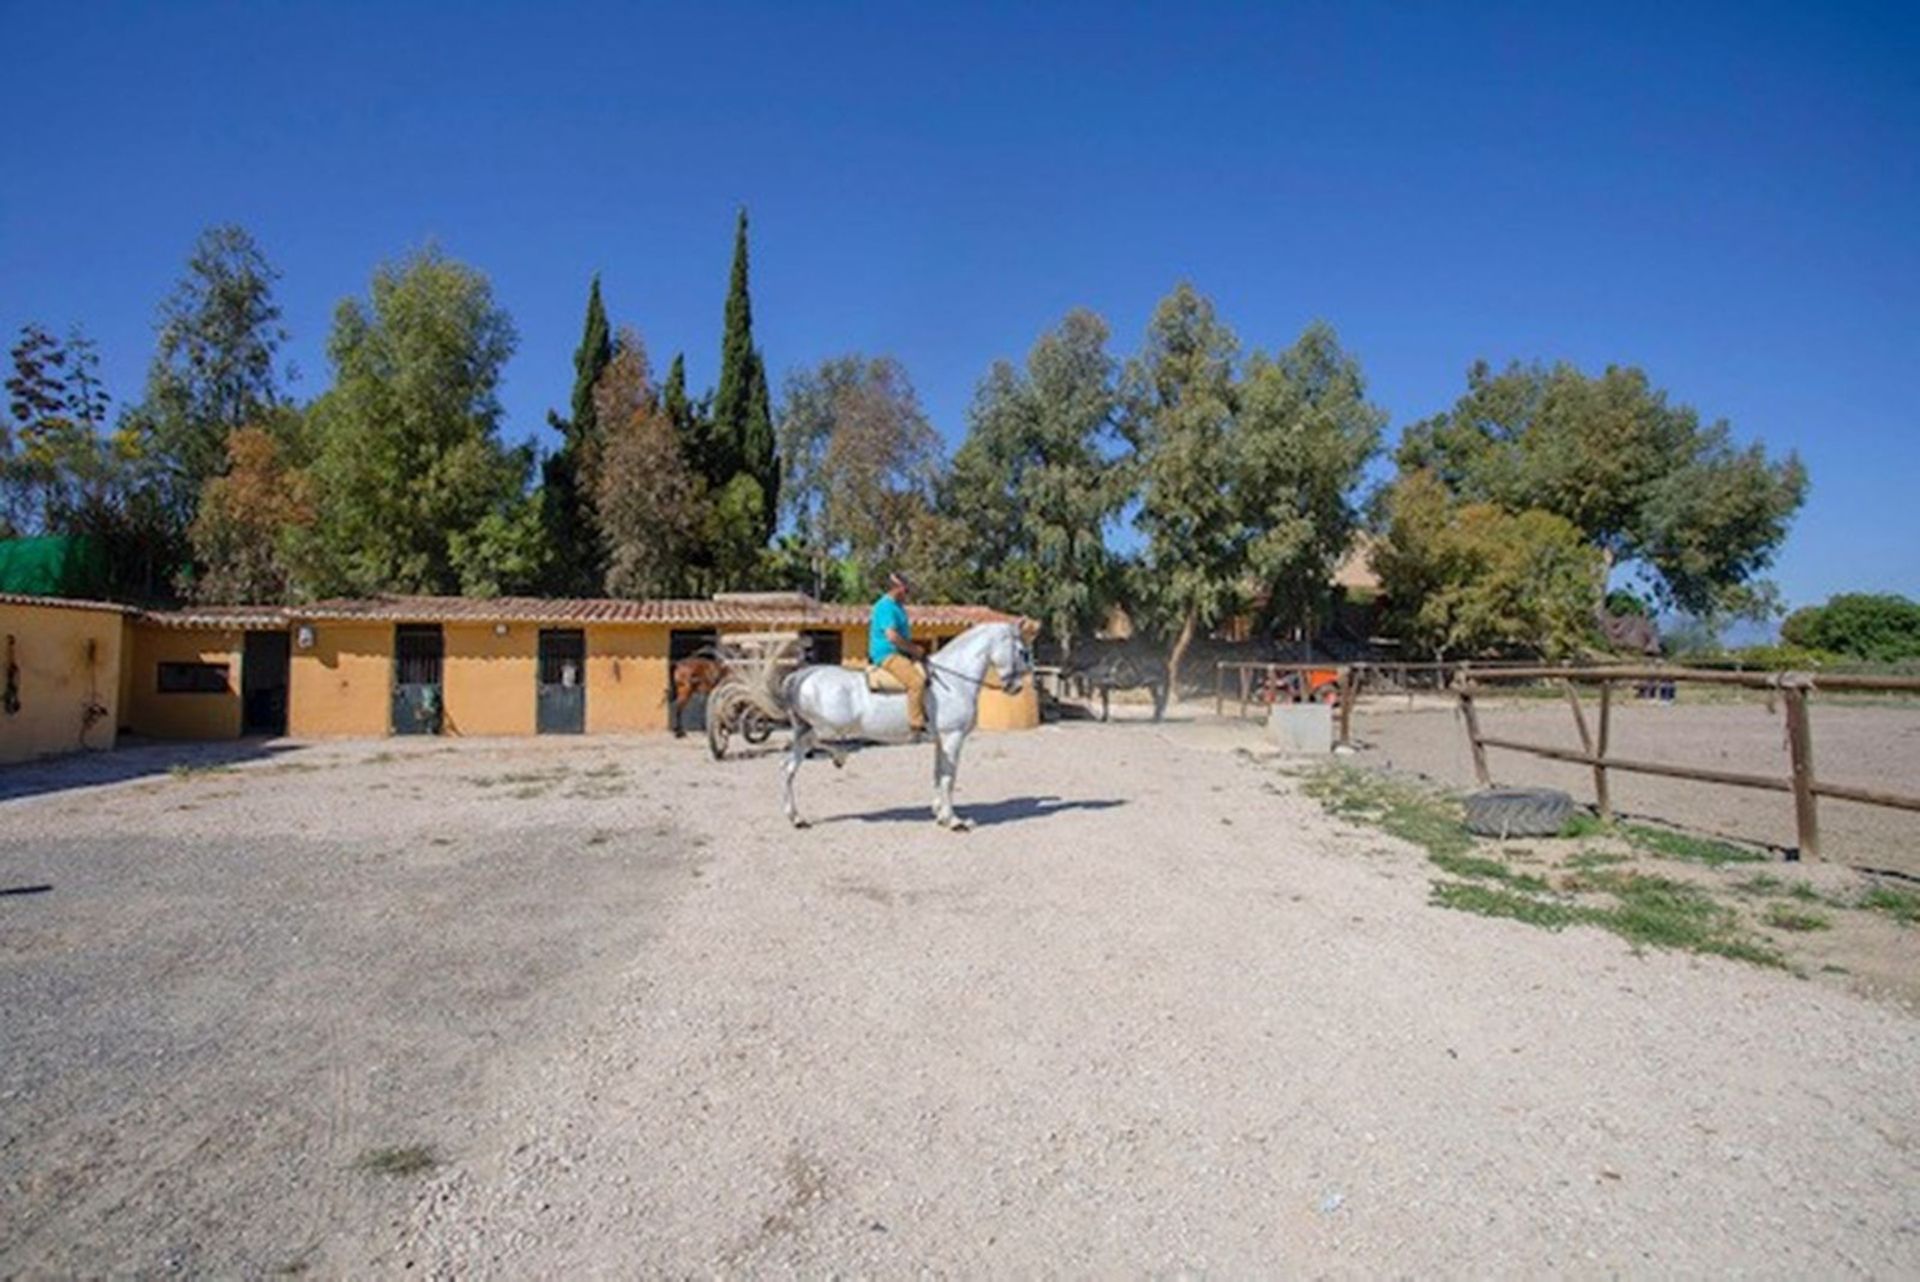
931;736;949;825
935;729;970;831
784;724;814;827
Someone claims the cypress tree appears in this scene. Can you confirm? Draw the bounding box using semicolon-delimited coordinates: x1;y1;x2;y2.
711;209;778;540
542;275;614;594
662;352;702;473
567;275;612;445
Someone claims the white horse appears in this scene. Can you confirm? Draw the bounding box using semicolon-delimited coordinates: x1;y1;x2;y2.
780;620;1030;830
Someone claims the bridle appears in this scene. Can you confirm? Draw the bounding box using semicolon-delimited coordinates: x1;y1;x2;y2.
926;634;1029;694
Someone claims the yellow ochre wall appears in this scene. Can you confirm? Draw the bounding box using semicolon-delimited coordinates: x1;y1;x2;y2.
443;624;537;736
289;622;392;737
0;600;123;764
274;615;1034;740
124;625;245;741
585;625;671;734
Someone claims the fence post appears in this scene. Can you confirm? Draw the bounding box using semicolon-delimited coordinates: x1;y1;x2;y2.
1239;665;1251;721
1564;681;1593;755
1594;680;1613;821
1214;663;1223;717
1458;685;1492;788
1782;680;1820;860
1337;665;1356;746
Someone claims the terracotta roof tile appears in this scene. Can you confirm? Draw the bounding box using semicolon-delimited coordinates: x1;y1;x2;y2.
73;592;1028;633
136;604;289;630
0;591;138;616
275;595;1028;630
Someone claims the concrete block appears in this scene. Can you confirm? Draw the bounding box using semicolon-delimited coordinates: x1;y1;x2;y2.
1266;702;1334;754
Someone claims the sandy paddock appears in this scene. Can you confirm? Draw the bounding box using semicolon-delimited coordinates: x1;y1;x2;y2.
1;719;1916;1276
1346;693;1920;875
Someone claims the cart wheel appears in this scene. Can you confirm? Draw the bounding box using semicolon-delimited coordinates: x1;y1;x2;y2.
702;690;737;759
743;713;774;745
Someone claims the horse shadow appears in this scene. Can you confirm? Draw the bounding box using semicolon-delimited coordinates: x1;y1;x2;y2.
820;794;1127;828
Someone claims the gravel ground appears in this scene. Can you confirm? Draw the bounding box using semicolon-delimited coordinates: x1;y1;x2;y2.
1350;694;1920;875
2;723;1917;1276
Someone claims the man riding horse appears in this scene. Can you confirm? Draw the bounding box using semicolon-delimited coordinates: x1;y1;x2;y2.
870;570;928;738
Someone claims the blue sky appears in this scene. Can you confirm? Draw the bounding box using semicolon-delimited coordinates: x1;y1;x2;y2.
3;1;1915;610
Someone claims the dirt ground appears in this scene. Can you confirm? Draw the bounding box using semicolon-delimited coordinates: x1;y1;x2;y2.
1347;692;1920;875
2;719;1918;1276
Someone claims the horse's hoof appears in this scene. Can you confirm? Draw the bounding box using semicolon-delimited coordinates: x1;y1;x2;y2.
790;817;811;830
951;818;974;833
831;755;846;770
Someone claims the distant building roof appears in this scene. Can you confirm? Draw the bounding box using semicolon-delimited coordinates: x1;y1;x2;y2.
1332;534;1381;593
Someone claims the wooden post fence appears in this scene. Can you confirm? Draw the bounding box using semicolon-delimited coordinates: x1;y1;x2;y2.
1451;665;1920;861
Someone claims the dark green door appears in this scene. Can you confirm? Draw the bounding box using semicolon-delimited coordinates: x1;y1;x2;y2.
392;625;444;735
537;629;586;734
242;630;290;735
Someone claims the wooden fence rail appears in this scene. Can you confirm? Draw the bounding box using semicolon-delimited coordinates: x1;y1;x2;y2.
1452;666;1920;861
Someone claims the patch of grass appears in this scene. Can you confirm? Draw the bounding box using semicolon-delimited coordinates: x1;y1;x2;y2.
1430;851;1551;892
1616;823;1765;867
1764;903;1831;933
1302;766;1474;861
1859;884;1920;926
1564;869;1787;967
1734;873;1785;895
1431;880;1595;929
1558;813;1609;839
1304;764;1785;969
354;1145;438;1176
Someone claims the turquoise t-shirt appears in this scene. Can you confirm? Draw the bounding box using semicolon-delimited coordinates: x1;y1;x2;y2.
869;593;910;662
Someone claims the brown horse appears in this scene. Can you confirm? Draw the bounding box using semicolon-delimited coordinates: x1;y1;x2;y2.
670;656;724;737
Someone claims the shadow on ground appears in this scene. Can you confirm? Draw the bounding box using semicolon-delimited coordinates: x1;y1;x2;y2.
0;738;300;804
821;794;1127;828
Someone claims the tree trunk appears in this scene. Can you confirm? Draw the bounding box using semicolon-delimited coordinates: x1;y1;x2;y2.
1167;608;1197;703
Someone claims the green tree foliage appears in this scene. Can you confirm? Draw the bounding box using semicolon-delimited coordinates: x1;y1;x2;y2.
591;330;707;598
5;325;115;535
1122;285;1383;688
661;352;700;463
1397;361;1806;617
304;248;533;596
186;426;315;603
777;354;946;600
947;309;1126;651
1779;594;1920;662
1605;588;1652;617
540;275;612;594
710;209;779;543
122;226;288;526
1235;322;1385;637
1122;285;1241;686
1372;469;1602;659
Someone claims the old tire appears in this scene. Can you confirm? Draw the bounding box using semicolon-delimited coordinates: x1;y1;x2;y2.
1463;787;1575;838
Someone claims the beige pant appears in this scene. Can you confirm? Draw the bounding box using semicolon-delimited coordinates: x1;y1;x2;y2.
880;653;927;731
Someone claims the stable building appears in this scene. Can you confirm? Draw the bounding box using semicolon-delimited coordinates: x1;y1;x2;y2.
4;592;1036;763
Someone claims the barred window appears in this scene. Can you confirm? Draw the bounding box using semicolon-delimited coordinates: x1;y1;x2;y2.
157;662;230;694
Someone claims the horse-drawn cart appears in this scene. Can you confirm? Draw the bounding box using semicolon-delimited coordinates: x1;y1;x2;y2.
705;632;804;760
